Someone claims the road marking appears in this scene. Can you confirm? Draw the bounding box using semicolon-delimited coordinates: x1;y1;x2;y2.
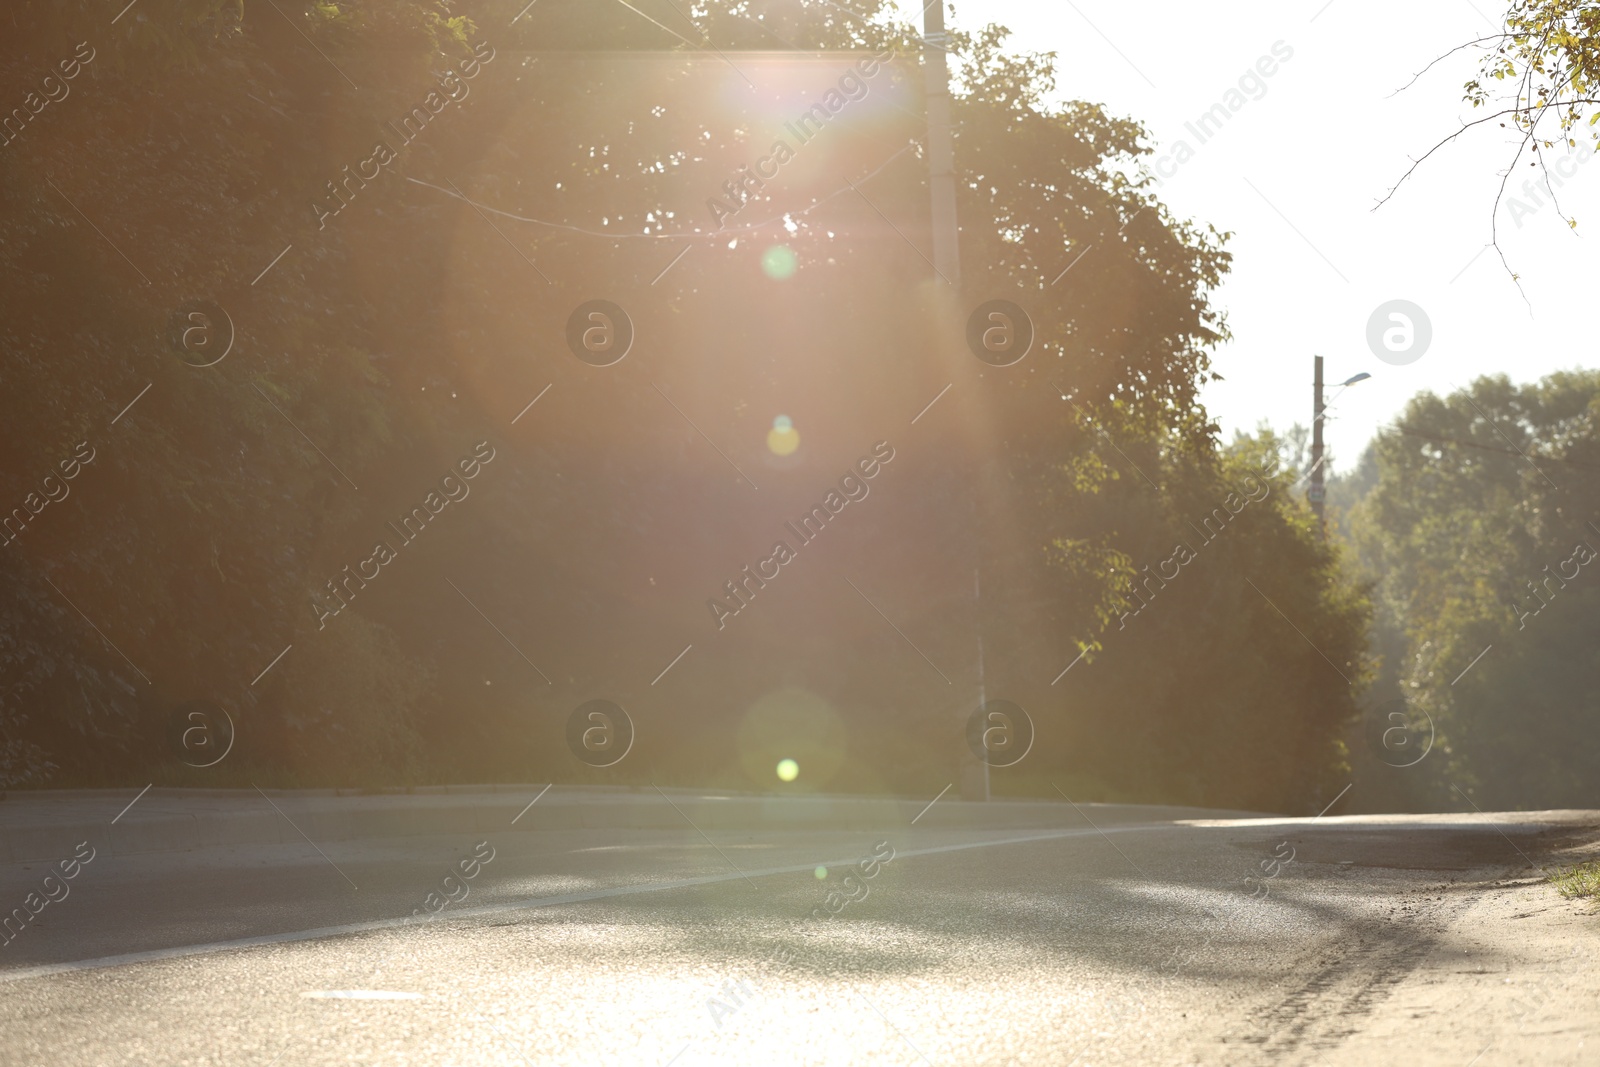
0;823;1183;984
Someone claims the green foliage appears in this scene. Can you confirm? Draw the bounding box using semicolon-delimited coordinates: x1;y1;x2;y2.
1046;427;1370;812
1467;1;1600;145
0;0;491;787
1462;2;1600;230
0;0;1364;810
271;613;432;782
1350;371;1600;809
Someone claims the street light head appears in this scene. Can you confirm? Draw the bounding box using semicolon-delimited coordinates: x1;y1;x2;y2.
1342;372;1372;386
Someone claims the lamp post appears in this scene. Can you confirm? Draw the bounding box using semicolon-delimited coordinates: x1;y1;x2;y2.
923;0;960;290
1310;357;1371;530
923;2;983;800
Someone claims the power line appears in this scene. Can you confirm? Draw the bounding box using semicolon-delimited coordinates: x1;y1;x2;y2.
1393;428;1600;473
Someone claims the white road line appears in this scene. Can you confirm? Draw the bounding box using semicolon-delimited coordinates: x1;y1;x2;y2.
0;823;1181;984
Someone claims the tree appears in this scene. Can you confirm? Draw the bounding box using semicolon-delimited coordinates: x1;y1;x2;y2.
0;1;492;785
1350;371;1600;809
1385;1;1600;275
0;0;1372;810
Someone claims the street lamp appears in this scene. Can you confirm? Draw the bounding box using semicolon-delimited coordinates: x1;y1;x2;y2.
1310;358;1371;529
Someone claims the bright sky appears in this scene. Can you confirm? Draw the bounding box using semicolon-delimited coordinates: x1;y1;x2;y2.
896;0;1600;467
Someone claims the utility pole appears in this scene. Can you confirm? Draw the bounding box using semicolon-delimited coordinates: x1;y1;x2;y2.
925;2;982;800
923;1;960;290
962;567;990;801
1310;355;1326;532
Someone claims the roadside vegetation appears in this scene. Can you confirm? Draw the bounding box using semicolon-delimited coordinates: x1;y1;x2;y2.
1551;860;1600;900
4;2;1595;819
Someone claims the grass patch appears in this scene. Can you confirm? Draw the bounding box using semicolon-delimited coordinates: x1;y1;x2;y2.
1550;860;1600;900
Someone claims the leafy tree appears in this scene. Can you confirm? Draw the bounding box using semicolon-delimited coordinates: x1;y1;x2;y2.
0;0;1373;811
1035;426;1369;813
1387;1;1600;272
0;1;494;785
1350;371;1600;809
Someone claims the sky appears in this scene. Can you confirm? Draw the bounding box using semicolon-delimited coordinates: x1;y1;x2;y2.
894;0;1600;468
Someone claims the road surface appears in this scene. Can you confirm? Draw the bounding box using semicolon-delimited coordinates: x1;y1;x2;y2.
0;800;1595;1066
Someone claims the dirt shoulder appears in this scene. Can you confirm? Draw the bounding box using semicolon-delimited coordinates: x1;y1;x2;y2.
1303;817;1600;1066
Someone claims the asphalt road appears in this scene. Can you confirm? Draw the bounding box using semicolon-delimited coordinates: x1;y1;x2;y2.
1;803;1596;1066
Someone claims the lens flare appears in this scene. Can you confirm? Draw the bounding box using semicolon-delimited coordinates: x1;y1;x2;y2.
767;422;800;456
813;866;828;880
738;689;846;789
762;245;798;280
773;415;793;432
